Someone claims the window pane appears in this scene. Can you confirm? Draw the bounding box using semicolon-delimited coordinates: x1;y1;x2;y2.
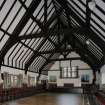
0;35;9;50
72;72;76;77
61;67;78;78
0;0;15;25
72;66;76;71
68;68;71;77
8;7;26;33
2;1;21;31
63;67;67;77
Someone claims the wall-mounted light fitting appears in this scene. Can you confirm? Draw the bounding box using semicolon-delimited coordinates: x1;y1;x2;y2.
86;40;90;45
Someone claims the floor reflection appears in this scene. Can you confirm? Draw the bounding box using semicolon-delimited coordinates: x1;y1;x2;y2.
57;94;81;105
0;93;82;105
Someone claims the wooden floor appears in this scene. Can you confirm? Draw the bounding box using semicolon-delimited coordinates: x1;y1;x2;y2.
0;93;87;105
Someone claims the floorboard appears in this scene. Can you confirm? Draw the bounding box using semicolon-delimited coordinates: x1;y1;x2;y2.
0;93;87;105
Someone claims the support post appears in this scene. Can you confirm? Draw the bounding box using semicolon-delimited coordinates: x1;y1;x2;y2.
92;71;96;85
59;61;62;78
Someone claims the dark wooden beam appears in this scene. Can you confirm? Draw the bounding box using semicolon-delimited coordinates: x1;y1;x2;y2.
37;30;74;80
43;68;92;71
24;7;64;71
38;48;76;54
44;0;47;25
43;0;57;47
46;7;63;27
18;27;83;40
56;0;71;27
0;0;41;70
0;0;6;11
67;1;105;65
18;0;44;31
1;64;40;74
49;57;81;62
24;24;58;72
20;41;48;61
55;0;75;46
19;33;43;40
86;0;91;28
37;40;65;79
52;0;65;27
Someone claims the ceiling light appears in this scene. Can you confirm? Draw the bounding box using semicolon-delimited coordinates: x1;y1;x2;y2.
86;40;90;45
88;0;96;11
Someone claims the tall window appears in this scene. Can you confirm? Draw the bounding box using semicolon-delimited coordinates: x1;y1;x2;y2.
61;66;78;78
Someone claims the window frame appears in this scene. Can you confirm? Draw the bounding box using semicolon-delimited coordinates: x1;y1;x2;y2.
60;66;78;78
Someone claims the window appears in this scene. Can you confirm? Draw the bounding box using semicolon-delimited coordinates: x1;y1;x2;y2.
49;76;57;82
81;74;90;82
61;66;78;78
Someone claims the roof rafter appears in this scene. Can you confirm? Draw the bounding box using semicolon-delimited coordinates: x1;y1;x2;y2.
37;26;74;79
18;27;84;40
0;0;42;69
18;0;44;31
24;23;59;73
38;48;76;54
1;0;105;74
49;57;81;62
24;7;65;72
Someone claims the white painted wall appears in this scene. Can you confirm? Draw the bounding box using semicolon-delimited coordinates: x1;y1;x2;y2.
0;66;47;87
50;60;90;70
48;52;93;87
48;70;92;87
50;52;90;70
1;66;26;75
1;66;47;77
57;78;81;87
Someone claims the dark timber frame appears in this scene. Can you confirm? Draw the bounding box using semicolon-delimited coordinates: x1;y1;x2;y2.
0;0;105;79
